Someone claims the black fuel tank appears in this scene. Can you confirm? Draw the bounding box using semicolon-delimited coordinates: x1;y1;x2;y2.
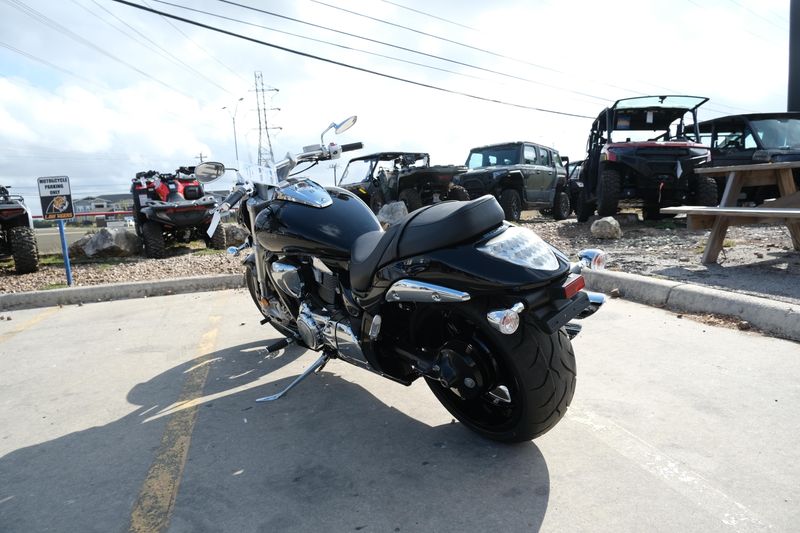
254;186;381;260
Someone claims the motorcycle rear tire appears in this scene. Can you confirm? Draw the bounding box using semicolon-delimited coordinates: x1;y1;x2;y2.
424;305;576;443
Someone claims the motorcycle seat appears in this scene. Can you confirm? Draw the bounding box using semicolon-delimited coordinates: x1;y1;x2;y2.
349;195;504;292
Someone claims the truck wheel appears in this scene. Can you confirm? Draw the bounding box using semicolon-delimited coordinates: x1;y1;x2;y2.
398;188;422;212
369;191;385;214
597;169;621;217
10;226;39;274
209;223;227;250
499;189;522;222
447;185;469;201
552;189;571;220
142;221;166;259
576;188;595;223
692;175;719;207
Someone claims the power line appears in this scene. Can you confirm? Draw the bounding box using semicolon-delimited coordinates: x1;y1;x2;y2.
218;0;752;115
726;0;789;30
77;0;234;95
203;0;612;103
379;0;477;31
308;0;563;74
148;0;490;84
0;41;106;89
111;0;595;119
140;0;250;85
2;0;199;102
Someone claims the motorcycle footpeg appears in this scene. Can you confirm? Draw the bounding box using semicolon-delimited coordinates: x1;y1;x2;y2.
264;337;293;354
260;317;271;325
256;353;330;402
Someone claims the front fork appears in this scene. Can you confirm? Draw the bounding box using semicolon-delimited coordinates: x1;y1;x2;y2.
247;201;269;304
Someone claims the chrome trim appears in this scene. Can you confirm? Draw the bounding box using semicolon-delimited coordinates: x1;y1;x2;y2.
486;302;524;334
385;280;471;303
275;178;333;208
272;262;303;299
368;315;382;340
323;321;368;366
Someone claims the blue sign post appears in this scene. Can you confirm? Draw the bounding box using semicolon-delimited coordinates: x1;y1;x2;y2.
37;175;74;287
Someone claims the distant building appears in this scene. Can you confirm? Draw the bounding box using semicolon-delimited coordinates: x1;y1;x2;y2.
73;194;134;220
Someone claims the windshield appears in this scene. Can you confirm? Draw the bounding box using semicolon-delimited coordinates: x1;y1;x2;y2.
750;118;800;149
466;145;520;168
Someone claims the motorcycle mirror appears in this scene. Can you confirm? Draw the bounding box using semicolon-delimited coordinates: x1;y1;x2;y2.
334;115;357;134
320;115;357;144
195;162;226;183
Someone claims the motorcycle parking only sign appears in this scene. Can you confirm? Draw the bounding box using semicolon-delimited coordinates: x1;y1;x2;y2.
37;175;74;220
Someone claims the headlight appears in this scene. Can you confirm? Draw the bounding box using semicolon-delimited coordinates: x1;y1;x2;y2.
478;226;559;270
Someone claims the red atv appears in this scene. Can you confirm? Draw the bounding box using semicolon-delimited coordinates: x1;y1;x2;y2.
131;166;226;258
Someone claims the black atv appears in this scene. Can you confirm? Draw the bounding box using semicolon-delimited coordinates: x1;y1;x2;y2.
131;166;226;258
577;95;718;222
339;152;468;213
0;185;39;274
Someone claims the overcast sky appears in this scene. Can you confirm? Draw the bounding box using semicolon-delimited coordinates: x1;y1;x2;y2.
0;0;791;215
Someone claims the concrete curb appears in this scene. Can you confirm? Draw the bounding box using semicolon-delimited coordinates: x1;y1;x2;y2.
583;269;800;342
0;274;245;311
3;269;798;343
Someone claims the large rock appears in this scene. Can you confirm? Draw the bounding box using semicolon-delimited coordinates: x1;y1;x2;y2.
71;228;142;257
224;223;250;246
377;201;408;228
590;216;623;239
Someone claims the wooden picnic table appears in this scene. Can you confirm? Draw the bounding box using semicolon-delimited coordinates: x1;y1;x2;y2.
661;161;800;264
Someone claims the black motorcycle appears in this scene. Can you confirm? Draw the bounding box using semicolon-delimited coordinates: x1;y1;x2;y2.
198;116;606;443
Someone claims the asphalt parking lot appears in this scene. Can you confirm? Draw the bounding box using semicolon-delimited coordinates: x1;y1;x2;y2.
1;289;798;532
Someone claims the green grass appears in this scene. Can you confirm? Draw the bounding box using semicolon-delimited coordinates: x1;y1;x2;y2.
40;283;68;290
191;247;224;256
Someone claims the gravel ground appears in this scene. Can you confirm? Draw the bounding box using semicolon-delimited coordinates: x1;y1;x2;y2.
2;213;799;307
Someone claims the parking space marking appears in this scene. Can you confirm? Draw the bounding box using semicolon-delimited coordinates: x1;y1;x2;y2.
0;307;60;345
128;314;222;533
569;406;772;531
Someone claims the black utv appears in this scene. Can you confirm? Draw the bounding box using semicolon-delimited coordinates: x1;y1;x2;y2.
695;112;800;204
453;141;570;222
339;152;468;213
577;95;718;222
0;185;39;274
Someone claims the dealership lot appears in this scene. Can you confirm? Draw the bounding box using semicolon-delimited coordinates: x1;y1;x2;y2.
1;290;798;532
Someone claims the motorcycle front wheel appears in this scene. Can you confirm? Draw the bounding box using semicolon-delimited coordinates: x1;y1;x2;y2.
422;304;576;443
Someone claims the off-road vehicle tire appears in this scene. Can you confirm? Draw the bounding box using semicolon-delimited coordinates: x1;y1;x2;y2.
9;226;39;274
692;175;719;207
142;221;166;259
369;191;385;214
552;189;571;220
499;189;522;222
597;169;621;217
398;188;422;212
209;223;227;250
576;188;595;223
447;185;469;201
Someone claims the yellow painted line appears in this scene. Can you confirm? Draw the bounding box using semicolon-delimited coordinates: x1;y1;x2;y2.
0;307;60;344
128;315;221;533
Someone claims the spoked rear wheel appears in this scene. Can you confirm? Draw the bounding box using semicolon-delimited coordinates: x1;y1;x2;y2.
419;304;577;443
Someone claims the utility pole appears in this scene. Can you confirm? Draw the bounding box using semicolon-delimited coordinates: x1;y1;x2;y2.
329;163;339;185
222;97;244;162
790;0;800;110
195;152;205;163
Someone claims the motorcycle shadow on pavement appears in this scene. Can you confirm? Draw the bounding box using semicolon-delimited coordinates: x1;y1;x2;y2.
0;341;550;533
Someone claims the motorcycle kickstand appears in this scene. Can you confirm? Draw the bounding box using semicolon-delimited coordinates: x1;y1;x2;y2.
255;352;331;402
